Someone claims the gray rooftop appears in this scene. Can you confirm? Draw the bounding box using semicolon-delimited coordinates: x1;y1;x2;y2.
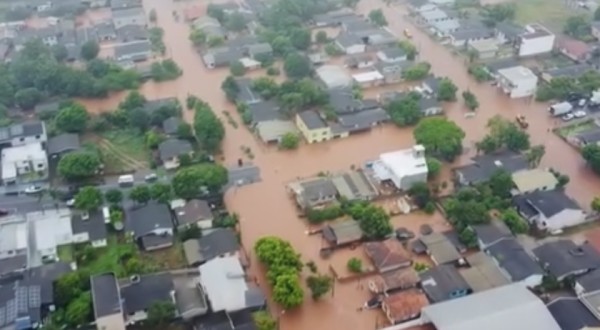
577;268;600;293
116;24;148;42
235;78;262;104
533;240;600;279
120;272;174;314
513;189;580;219
0;122;45;143
420;233;462;265
300;178;337;201
111;6;145;19
114;40;151;58
547;297;600;330
47;133;80;155
455;151;529;185
162;116;181;135
576;127;600;145
71;210;107;242
544;64;592;79
248;100;283;123
126;202;173;238
486;238;543;281
174;199;213;227
298;111;327;130
91;273;122;318
337;107;390;133
420;264;471;303
336;32;362;48
184;228;239;265
472;221;512;247
158;138;193;161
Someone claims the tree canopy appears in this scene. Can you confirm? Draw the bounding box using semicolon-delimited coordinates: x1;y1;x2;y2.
280;132;300;149
385;92;422;126
346;203;393;239
583;144;600;174
414;117;465;161
74;186;103;211
283;53;311;79
462;90;479;111
55;103;89;133
368;9;387;27
105;189;123;205
476;116;530;153
481;3;516;26
563;15;591;40
129;185;151;204
194;100;225;153
172;163;228;199
146;301;176;327
403;62;431;81
306;274;332;300
437;78;458;101
80;41;100;60
58;151;101;181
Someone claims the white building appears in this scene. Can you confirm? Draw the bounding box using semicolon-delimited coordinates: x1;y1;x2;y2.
352;71;384;88
496;66;538;98
372;145;428;190
0;216;27;260
1;142;48;183
518;24;555;57
514;190;586;232
32;209;73;262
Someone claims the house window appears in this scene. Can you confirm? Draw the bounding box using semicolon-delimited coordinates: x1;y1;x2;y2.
37;163;44;168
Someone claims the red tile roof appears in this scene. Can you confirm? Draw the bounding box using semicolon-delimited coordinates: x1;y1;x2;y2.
382;289;429;324
364;240;412;272
557;37;591;59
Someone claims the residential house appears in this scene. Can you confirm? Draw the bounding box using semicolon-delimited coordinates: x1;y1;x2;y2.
95;21;117;41
419;233;462;265
352;71;385;88
0;277;44;329
513;189;585;232
28;262;72;317
331;171;378;201
518;24;555;57
47;133;80;159
575;268;600;295
376;47;408;63
247;43;272;60
290;177;337;209
295;111;332;144
374;60;413;84
547;297;600;330
430;19;460;38
111;6;146;29
511;169;558;195
485;237;544;287
364;240;412;273
322;221;363;247
0;216;28;275
371;145;429;190
422;75;442;96
171;199;214;230
120;273;176;324
202;47;245;68
143;98;179;114
381;289;429;325
316;65;353;89
407;0;436;13
335;32;366;55
312;9;357;27
495;21;524;45
192;16;226;40
342;19;376;33
541;64;593;83
345;54;375;69
556;37;591;62
116;24;148;42
449;25;494;47
376;267;420;293
454;151;529;186
420;264;471;303
485;58;521;79
419;283;561;330
70;211;108;248
336;107;390;134
459;252;510;293
468;39;499;59
126;202;174;251
234;78;262;104
255;120;298;144
472;220;512;250
417;7;452;24
91;273;127;330
361;29;397;47
198;256;265;313
162;117;181;136
533;240;600;281
246;100;285;127
496;65;538;98
569;127;600;147
0;121;46;148
114;40;152;62
418;96;443;116
1;142;47;184
328;87;380;114
158;139;193;170
183;228;239;266
31;209;73;263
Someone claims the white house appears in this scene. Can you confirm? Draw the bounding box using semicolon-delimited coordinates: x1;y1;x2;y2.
111;7;147;29
1;142;47;184
518;24;555;57
513;189;586;232
32;209;74;262
335;32;365;55
0;121;47;147
372;145;428;190
352;71;384;88
486;238;544;288
496;66;538;98
376;47;408;63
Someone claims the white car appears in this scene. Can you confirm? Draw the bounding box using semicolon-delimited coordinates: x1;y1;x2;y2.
574;110;587;118
66;199;75;207
562;113;575;121
24;185;43;194
144;173;158;182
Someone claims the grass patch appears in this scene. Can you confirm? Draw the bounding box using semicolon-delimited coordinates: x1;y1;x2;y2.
100;129;148;162
515;0;589;32
556;120;596;138
142;240;187;270
57;245;73;263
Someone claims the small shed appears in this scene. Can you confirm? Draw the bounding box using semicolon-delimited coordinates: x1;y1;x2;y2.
468;39;499;59
322;221;363;246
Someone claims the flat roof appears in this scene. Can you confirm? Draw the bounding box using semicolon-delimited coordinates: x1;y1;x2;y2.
379;145;428;182
1;142;45;162
0;218;27;253
497;66;536;82
352;71;384;83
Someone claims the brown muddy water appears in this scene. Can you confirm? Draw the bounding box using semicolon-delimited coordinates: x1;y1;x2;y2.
78;0;600;329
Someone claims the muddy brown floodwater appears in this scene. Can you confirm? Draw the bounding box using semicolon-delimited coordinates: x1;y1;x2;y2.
80;0;600;329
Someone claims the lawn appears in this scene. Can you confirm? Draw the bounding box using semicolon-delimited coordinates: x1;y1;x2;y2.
97;129;150;173
556;119;597;138
100;129;149;162
514;0;590;32
57;245;74;263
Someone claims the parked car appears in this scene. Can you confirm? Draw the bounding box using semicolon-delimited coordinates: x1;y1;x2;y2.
562;113;575;121
396;227;416;241
144;173;158;182
24;186;43;194
574;110;587;118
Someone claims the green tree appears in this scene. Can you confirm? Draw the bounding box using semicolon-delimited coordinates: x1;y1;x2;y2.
225;12;248;31
207;4;225;22
403;62;431;80
86;59;110;77
481;3;515;26
65;292;91;327
80;41;100;60
189;29;206;46
120;91;146;111
230;60;247;76
194;101;225;153
145;130;164;149
55;271;88;307
347;257;362;273
351;204;393;239
177;122;194;140
583;144;600;174
564;15;591;40
414;117;465;161
58;152;101;181
426;157;442;179
306;274;332;300
51;44;68;62
279;132;300;149
468;64;492;82
488;170;513;198
385;93;422;126
270;36;293;56
315;30;328;43
476;135;500;154
253;311;276;330
324;43;343;56
526;145;546;167
129;185;151;204
15;87;41;109
595;7;600;20
172;164;228;198
462;90;479;111
255;237;303;271
408;182;431;208
146;301;176;327
592;197;600;212
252;77;279;99
221;76;239;102
501;208;528;234
105;189;123;206
398;40;417;60
289;28;311;50
127;108;150;131
368;9;387;27
207;35;225;47
437;78;458;101
55;103;89;133
75;187;103;211
284;53;311;79
151;183;173;203
272;274;304;309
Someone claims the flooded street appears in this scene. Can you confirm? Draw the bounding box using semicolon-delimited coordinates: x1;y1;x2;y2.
80;0;600;328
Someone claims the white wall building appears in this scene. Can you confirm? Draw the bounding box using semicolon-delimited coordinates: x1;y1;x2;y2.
1;142;48;183
496;66;538;98
372;145;428;190
514;190;586;232
32;209;73;262
518;24;555;57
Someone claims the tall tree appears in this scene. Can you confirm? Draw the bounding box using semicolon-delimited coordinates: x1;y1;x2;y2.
105;189;123;206
385;93;422;126
129;185;152;204
54;103;89;133
437;78;458;101
172;164;228;199
414;117;465;161
146;301;176;327
526;145;546;167
368;9;387;27
58;152;101;181
283;53;311;79
193;101;225;153
80;41;100;60
74;187;103;211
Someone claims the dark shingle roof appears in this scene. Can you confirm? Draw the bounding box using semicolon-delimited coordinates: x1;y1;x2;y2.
126;202;173;238
336;32;362;48
248;100;283;123
455;151;528;185
28;262;71;305
0;121;45;142
71;211;107;242
576;268;600;293
337;107;390;132
198;228;240;261
120;273;174;314
298;111;327;130
420;264;471;303
513;190;580;219
91;273;122;318
162;117;181;135
576;128;600;145
174;199;213;226
533;240;600;279
486;238;543;281
472;221;512;247
114;40;151;58
47;133;80;155
547;298;600;330
158;139;193;161
545;64;592;79
379;47;406;59
328;88;365;114
116;24;148;42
